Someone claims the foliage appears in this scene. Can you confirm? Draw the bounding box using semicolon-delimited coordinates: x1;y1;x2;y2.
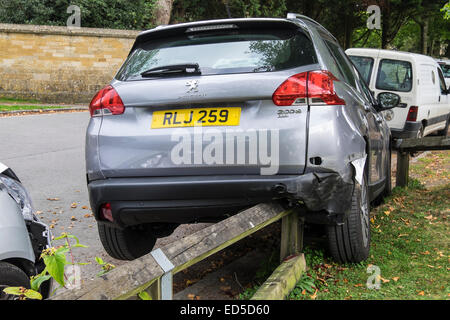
95;256;116;277
0;0;157;30
2;233;89;300
442;2;450;19
0;0;448;56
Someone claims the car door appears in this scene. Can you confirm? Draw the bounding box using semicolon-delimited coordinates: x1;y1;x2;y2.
437;66;450;128
322;37;385;186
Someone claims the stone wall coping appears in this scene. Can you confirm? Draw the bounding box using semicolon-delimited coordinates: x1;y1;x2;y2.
0;23;140;39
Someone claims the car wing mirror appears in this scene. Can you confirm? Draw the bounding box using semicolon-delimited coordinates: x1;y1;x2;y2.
376;92;400;111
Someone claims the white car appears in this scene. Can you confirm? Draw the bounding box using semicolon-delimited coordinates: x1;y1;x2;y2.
346;48;450;138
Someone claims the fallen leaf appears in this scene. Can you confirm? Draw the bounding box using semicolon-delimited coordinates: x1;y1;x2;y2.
70;203;77;208
71;216;77;221
392;277;400;282
310;288;318;300
417;291;425;296
82;206;89;210
47;198;60;201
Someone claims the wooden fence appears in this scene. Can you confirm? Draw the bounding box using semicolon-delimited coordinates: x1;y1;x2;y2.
50;202;305;300
394;136;450;187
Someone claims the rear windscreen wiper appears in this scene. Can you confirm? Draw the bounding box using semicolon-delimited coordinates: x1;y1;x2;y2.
141;63;201;77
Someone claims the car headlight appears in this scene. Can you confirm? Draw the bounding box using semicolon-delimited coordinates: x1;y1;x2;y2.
0;174;34;221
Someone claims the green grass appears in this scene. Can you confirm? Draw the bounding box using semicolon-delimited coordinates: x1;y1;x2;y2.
0;97;40;104
240;151;450;300
0;105;67;112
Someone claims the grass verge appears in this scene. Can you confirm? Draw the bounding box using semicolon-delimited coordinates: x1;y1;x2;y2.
241;151;449;300
0;105;68;112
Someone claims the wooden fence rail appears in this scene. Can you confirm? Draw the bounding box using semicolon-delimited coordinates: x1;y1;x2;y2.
394;136;450;187
50;202;302;300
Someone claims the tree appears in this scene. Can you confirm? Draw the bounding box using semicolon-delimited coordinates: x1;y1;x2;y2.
152;0;174;26
0;0;154;30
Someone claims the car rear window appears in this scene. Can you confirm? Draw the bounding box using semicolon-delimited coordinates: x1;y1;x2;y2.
376;59;413;92
116;28;318;81
349;55;374;84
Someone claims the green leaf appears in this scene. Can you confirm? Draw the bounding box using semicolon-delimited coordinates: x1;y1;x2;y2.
43;252;69;287
23;289;43;300
95;257;105;265
2;287;22;296
73;244;88;248
138;291;152;300
30;272;52;291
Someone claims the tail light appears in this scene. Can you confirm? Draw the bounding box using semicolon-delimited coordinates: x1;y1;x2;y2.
272;70;345;106
406;106;418;121
100;203;113;222
89;85;125;117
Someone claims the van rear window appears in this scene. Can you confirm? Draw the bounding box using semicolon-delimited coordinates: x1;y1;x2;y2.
348;56;374;84
116;28;317;81
376;59;412;92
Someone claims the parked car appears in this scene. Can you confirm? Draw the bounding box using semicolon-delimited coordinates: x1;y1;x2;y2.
346;48;450;138
0;162;52;299
86;14;397;263
436;58;450;89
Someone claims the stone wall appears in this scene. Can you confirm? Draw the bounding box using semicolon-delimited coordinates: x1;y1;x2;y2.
0;24;139;103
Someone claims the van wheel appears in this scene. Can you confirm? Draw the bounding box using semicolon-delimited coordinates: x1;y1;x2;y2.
0;262;30;300
437;116;449;137
98;223;156;261
326;176;370;263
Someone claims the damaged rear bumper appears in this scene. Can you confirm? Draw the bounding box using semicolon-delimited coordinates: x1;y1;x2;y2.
89;171;354;227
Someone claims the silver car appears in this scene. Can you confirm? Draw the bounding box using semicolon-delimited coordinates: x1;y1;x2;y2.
0;162;52;299
86;14;397;263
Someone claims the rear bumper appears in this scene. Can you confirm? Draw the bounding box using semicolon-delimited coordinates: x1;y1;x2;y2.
88;172;354;227
391;121;422;139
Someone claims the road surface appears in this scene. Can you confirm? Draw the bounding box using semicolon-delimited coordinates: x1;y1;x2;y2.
0;112;208;283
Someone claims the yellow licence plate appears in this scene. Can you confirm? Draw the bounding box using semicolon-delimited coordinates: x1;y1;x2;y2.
151;107;241;129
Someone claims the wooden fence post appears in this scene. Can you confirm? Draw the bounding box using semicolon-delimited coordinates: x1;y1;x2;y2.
146;278;161;300
280;211;304;262
396;151;410;187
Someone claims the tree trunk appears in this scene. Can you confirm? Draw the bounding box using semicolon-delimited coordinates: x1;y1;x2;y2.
152;0;174;26
422;17;429;55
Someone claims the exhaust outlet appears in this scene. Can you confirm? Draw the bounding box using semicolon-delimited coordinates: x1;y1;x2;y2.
272;184;287;195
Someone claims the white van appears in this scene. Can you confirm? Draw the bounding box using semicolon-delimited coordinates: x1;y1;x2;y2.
346;48;450;138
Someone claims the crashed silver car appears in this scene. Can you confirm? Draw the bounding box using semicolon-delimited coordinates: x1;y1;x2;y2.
0;162;51;299
85;14;396;263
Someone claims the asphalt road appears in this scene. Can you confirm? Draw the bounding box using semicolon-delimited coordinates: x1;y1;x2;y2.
0;112;208;284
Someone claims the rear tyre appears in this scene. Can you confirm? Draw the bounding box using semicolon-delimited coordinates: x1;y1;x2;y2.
326;176;370;263
98;223;157;261
0;262;30;300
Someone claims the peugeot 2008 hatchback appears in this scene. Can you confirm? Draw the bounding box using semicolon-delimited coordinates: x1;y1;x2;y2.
86;14;396;263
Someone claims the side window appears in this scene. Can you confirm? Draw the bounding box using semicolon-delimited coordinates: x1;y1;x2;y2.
376;59;412;92
437;67;447;94
324;40;357;89
349;55;374;85
358;72;377;105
